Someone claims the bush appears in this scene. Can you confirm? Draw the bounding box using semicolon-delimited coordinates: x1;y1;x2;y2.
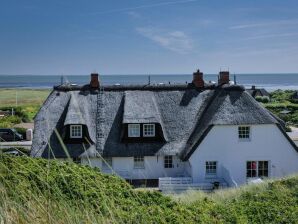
0;115;22;128
255;96;270;103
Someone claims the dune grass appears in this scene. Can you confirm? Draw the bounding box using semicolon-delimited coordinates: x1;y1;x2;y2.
0;155;297;223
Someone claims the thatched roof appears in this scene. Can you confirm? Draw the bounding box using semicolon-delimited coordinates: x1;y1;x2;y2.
31;83;296;160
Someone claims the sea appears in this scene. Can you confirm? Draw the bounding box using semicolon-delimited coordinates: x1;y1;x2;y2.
0;74;297;91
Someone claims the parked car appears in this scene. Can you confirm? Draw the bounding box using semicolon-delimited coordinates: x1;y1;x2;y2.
0;128;23;142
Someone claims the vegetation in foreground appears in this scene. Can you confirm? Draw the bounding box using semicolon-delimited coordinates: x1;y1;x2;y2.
0;155;297;223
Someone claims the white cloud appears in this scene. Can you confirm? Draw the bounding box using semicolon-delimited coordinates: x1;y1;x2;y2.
136;27;193;54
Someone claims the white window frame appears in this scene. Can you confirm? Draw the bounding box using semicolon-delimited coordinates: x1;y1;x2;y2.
246;161;269;179
238;126;251;141
102;157;113;170
133;156;145;169
70;125;82;138
205;161;217;177
164;156;173;168
128;124;140;137
143;124;155;137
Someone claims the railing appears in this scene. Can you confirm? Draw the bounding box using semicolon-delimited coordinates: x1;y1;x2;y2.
158;177;192;191
221;165;238;187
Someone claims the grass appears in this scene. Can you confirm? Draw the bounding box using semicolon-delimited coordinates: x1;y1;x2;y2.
0;89;50;121
0;155;297;223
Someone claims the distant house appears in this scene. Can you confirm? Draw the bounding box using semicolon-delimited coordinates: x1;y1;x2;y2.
0;110;10;119
246;85;270;98
31;70;298;189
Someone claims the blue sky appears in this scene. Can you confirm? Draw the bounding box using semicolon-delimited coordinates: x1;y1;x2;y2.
1;0;298;75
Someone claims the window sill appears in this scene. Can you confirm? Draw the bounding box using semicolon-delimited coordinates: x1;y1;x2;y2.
133;167;145;170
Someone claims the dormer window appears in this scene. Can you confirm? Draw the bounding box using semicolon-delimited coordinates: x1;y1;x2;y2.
128;124;140;137
70;125;82;138
143;124;155;137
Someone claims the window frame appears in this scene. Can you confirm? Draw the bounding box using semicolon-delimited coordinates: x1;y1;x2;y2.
143;124;155;137
164;155;174;168
246;161;269;179
205;161;217;177
133;156;145;169
128;124;140;137
70;125;83;139
238;126;251;140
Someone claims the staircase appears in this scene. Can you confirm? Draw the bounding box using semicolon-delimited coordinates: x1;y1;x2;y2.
96;87;105;153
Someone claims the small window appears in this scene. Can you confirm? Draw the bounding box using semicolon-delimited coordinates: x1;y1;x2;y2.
143;124;155;137
164;156;173;168
134;156;145;169
258;161;269;177
238;126;250;139
246;161;269;178
70;125;82;138
128;124;140;137
246;161;257;178
206;161;217;176
102;157;112;170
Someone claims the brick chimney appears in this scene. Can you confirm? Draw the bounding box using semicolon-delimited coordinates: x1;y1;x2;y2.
192;69;204;88
218;71;229;85
90;73;99;88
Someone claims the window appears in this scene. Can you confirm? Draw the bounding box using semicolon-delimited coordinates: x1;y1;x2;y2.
143;124;155;137
128;124;140;137
206;161;217;176
134;156;145;169
164;156;173;168
246;161;269;178
70;125;82;138
102;157;112;170
238;126;250;139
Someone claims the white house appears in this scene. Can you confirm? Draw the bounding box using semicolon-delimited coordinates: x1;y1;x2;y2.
31;70;298;189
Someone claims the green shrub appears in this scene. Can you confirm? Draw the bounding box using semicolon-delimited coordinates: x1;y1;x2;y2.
0;156;298;223
255;96;270;103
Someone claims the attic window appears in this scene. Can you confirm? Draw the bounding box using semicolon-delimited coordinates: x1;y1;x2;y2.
143;124;155;137
128;124;140;137
238;126;250;139
70;125;82;138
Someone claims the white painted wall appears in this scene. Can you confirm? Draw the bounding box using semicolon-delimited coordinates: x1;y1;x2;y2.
189;124;298;186
82;156;190;179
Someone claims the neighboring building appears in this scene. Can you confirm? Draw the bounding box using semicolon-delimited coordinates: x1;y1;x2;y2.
246;85;270;98
31;70;298;189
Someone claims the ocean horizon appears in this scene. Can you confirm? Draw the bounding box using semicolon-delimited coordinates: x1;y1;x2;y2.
0;73;297;91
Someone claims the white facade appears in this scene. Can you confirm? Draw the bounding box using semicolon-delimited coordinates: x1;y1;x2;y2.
81;124;298;187
82;156;190;179
189;124;298;186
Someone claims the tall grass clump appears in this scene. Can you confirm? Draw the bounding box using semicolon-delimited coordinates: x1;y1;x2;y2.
0;155;297;223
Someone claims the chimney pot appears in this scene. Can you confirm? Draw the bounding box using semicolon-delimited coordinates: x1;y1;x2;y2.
90;73;99;88
218;71;229;85
192;69;204;88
